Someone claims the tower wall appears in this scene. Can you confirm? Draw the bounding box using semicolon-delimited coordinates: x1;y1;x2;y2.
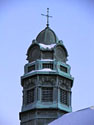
20;26;74;125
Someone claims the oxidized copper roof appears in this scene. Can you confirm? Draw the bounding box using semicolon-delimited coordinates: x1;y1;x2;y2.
36;27;59;45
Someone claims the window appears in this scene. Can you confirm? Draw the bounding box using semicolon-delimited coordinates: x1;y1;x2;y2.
60;66;67;73
43;63;53;69
27;89;34;104
28;65;35;72
42;88;53;102
60;89;68;105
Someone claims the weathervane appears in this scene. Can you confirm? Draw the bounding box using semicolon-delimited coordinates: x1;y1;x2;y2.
41;8;52;27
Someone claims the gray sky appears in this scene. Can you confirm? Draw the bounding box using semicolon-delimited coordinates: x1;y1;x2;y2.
0;0;94;124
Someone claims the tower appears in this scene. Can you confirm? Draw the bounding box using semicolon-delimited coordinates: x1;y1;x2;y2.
19;9;74;125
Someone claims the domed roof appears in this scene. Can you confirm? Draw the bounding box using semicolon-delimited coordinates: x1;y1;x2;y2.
36;27;59;45
49;107;94;125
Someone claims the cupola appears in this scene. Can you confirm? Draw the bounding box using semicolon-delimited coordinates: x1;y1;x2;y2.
36;26;59;45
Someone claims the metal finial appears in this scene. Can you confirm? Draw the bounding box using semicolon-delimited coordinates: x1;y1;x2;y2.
41;8;52;27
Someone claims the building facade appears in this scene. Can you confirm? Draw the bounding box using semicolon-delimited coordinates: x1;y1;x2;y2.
19;23;74;125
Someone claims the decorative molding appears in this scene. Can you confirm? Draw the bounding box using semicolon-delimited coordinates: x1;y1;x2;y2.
58;78;71;89
23;78;36;89
39;76;56;85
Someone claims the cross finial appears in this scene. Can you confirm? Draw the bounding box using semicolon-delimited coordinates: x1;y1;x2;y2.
41;8;52;27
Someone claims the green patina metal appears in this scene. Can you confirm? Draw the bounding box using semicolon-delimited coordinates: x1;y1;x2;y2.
20;10;74;125
36;27;59;45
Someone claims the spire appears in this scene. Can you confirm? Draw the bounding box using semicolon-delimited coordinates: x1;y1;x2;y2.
41;8;52;27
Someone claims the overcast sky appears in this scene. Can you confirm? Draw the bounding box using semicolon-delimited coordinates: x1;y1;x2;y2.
0;0;94;125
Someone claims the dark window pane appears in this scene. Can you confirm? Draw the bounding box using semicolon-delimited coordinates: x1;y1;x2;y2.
60;66;67;73
42;88;53;102
60;89;67;105
43;64;53;69
27;89;34;104
28;65;35;72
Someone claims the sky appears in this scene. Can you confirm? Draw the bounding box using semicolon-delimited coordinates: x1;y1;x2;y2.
0;0;94;125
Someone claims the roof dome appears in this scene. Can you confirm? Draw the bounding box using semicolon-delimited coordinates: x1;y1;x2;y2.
36;27;59;45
